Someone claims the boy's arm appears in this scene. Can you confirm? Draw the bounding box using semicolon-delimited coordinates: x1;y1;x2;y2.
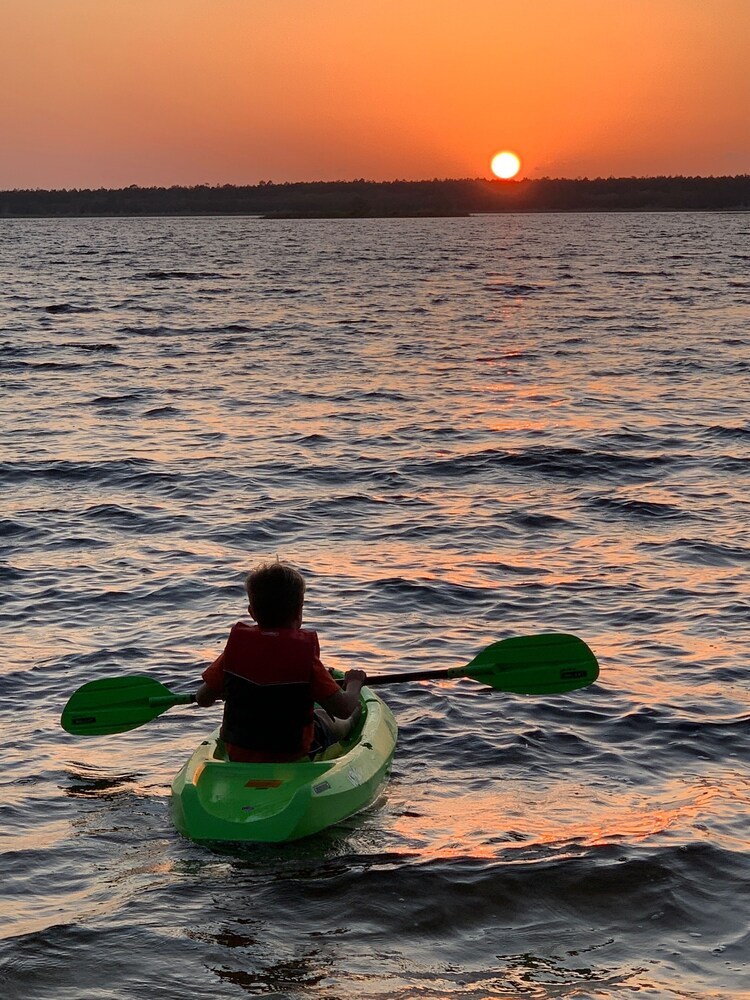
195;651;225;706
320;669;366;719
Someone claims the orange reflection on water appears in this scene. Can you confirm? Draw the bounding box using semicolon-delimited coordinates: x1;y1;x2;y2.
389;778;741;861
487;417;551;433
471;381;567;401
583;784;723;847
480;381;520;394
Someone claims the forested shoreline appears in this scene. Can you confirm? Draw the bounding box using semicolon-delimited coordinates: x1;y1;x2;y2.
1;175;748;217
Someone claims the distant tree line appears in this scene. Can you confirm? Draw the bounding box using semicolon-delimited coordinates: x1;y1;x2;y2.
1;176;748;217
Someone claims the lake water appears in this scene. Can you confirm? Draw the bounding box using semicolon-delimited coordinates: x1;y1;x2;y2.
1;213;749;999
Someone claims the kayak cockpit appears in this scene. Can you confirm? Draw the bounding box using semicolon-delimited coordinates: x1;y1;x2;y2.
170;686;397;843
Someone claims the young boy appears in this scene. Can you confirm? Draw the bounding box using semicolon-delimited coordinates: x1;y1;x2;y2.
195;561;366;762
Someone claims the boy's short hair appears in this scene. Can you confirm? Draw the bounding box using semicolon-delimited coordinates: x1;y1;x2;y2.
245;561;306;628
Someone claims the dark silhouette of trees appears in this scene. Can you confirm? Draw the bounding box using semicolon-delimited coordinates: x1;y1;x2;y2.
0;175;748;217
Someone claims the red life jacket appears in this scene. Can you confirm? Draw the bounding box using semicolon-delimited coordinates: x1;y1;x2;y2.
219;623;319;756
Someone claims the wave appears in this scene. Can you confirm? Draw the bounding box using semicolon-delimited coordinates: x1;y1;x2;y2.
585;496;691;520
1;360;90;372
43;303;100;314
482;281;545;296
58;342;121;353
704;423;750;441
639;537;750;566
0;459;231;499
138;270;229;280
408;446;679;482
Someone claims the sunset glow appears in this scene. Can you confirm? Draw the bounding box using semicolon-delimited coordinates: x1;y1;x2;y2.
1;0;748;188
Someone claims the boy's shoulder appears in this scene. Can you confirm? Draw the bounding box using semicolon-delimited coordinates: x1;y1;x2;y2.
229;621;319;642
230;621;257;635
226;622;321;662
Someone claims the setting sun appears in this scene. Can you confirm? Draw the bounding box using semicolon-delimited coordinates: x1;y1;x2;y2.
491;151;521;179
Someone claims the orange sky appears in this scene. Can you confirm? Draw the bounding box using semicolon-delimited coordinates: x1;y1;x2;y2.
2;0;748;188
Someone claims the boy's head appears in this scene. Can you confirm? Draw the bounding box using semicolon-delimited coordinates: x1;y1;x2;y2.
245;561;306;629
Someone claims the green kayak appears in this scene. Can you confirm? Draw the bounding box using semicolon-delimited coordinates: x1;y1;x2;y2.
170;685;398;843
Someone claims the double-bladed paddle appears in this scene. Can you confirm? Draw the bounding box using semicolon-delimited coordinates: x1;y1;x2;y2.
60;632;598;737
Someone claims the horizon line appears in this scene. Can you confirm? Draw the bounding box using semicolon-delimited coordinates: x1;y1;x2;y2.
3;173;750;194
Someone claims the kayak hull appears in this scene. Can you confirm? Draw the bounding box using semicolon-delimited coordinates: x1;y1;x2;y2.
170;686;398;843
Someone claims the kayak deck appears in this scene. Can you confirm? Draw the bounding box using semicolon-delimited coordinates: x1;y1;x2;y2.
170;686;398;843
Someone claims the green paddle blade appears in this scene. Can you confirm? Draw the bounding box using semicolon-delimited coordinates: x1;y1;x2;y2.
364;633;599;693
61;675;193;736
455;633;599;694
